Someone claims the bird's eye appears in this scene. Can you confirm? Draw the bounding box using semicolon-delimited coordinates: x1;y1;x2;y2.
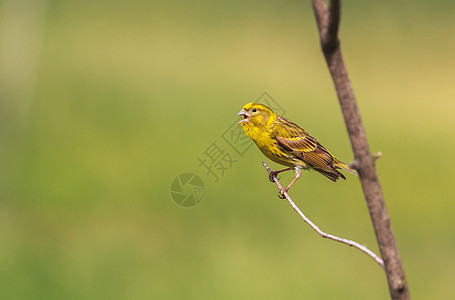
252;108;257;112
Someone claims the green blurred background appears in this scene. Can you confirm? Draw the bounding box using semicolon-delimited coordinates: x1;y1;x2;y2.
1;0;454;299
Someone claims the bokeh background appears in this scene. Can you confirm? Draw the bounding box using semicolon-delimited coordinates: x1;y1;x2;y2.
1;0;454;299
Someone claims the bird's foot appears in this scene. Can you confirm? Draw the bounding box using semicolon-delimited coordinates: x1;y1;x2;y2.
269;171;281;182
277;187;289;199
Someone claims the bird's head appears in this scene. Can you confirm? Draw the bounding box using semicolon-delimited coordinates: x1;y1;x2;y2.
237;103;277;130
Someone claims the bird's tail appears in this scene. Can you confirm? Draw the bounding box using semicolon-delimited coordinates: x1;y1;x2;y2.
333;158;359;176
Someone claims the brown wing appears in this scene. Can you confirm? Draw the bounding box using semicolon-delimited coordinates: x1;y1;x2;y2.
273;117;345;182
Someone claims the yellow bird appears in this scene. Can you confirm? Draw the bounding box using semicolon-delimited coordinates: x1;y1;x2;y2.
238;103;358;196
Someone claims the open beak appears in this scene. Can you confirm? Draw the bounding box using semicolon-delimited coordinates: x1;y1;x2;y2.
237;108;250;124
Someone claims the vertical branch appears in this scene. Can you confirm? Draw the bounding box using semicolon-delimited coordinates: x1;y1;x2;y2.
310;1;410;299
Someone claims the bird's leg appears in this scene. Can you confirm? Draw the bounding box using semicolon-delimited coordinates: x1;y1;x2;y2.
278;168;301;198
269;168;291;182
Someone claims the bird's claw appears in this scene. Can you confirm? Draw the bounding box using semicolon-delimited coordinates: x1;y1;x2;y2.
268;171;280;182
277;188;288;199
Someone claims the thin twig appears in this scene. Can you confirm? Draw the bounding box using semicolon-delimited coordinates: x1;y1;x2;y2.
311;0;327;39
373;151;382;160
262;161;385;270
325;0;340;51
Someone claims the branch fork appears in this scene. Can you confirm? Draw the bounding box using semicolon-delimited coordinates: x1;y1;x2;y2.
262;161;385;269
